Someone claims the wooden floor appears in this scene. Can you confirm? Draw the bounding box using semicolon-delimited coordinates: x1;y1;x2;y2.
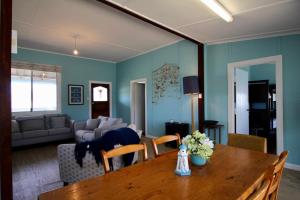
12;137;300;200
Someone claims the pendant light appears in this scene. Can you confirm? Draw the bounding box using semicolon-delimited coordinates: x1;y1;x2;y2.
73;35;79;55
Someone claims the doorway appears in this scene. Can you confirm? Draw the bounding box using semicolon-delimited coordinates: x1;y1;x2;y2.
89;81;112;118
228;55;283;155
130;79;147;136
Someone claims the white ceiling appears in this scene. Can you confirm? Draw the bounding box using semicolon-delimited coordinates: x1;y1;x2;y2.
12;0;300;62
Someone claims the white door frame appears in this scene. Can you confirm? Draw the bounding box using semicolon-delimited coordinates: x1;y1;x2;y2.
227;55;283;155
130;78;148;136
89;80;112;118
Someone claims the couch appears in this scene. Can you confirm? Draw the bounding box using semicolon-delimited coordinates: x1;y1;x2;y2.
12;114;74;147
74;116;127;142
58;127;142;184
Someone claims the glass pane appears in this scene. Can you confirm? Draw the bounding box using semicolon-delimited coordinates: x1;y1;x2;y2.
93;86;108;102
32;71;57;111
11;69;32;112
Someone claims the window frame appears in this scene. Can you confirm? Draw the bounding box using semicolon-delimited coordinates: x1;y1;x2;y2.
11;63;62;117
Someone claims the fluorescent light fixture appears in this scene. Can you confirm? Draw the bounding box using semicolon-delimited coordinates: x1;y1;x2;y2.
201;0;233;22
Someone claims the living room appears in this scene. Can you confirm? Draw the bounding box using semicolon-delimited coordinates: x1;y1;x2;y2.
1;0;300;200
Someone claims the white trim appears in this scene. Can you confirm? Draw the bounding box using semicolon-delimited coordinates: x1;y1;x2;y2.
118;40;183;63
206;29;300;45
18;46;116;64
285;163;300;171
88;81;112;118
145;135;158;139
130;78;148;137
227;55;284;155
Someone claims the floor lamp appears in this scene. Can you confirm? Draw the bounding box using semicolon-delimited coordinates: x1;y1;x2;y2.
183;76;199;132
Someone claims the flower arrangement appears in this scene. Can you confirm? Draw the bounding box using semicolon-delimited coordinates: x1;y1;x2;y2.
182;130;214;160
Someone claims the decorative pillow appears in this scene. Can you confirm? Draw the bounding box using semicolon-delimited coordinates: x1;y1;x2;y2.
17;116;45;132
106;118;122;126
86;119;99;130
51;116;66;129
98;119;111;129
98;115;108;122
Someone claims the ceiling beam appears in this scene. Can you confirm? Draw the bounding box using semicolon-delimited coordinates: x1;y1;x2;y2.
97;0;203;45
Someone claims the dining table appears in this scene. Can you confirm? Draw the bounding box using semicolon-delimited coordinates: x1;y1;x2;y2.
39;144;278;200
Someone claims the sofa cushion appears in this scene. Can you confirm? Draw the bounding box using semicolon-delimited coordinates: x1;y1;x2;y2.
86;119;99;130
44;114;70;129
75;130;95;142
17;116;45;132
11;120;20;133
12;132;22;140
22;130;48;138
51;116;66;128
48;127;71;135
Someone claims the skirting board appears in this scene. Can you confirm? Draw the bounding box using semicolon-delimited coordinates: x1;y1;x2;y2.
285;163;300;171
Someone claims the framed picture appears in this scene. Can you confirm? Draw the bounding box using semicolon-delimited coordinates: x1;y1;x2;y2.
68;84;84;105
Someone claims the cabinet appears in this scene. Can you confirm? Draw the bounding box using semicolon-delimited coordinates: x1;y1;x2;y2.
165;122;189;147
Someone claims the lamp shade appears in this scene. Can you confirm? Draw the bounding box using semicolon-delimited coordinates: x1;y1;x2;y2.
183;76;199;94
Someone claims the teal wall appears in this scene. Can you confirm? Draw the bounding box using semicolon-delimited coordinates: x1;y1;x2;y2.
249;64;276;84
117;40;198;136
12;48;117;121
205;34;300;165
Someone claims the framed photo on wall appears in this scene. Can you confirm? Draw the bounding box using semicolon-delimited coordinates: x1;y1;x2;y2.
68;84;84;105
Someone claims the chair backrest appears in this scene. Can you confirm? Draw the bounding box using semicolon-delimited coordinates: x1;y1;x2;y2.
245;166;274;200
101;143;148;173
268;151;288;200
151;133;181;157
228;133;267;153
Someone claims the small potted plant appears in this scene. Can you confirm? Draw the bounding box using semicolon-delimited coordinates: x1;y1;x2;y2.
182;130;214;166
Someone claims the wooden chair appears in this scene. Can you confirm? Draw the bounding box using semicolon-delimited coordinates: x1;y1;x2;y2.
245;166;274;200
228;133;267;153
267;151;288;200
101;143;148;173
151;133;181;157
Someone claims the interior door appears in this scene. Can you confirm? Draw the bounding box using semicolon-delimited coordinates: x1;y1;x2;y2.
91;83;110;118
134;83;145;132
235;68;249;134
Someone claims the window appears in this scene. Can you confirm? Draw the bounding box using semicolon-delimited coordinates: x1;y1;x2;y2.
93;86;108;102
11;62;61;113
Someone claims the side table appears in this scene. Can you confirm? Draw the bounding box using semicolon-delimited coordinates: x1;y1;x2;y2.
200;124;224;144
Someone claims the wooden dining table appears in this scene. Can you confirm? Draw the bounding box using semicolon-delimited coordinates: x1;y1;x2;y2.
39;144;278;200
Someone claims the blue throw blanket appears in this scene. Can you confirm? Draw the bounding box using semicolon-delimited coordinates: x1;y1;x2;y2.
74;127;140;169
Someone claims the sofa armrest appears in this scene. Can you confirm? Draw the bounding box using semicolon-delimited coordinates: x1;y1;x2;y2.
94;123;128;138
74;121;86;132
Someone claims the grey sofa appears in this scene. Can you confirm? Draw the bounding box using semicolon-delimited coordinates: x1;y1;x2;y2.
74;116;127;142
12;114;74;147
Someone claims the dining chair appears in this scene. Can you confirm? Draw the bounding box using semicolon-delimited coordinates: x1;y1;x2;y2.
245;166;274;200
267;151;288;200
228;133;267;153
151;133;181;157
101;143;148;173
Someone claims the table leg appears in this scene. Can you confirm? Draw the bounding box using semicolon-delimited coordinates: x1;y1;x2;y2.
214;128;216;143
219;127;221;144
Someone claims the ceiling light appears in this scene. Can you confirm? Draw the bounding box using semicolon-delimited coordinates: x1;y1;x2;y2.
72;34;80;55
73;49;79;55
201;0;233;23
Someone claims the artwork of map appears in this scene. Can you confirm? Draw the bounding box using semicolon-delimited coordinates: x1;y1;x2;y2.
152;64;180;103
